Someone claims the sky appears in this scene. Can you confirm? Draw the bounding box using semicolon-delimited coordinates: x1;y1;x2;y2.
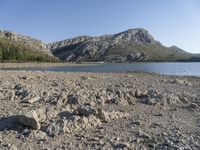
0;0;199;53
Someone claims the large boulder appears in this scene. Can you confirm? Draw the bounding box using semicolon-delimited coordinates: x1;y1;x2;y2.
16;110;41;129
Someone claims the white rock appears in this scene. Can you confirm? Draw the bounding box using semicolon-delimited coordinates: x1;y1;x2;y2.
17;110;41;129
33;130;47;140
97;109;110;122
9;144;18;150
46;119;67;136
190;103;198;108
36;108;46;123
21;96;40;104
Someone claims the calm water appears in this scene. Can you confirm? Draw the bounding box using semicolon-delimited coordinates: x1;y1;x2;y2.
1;63;200;76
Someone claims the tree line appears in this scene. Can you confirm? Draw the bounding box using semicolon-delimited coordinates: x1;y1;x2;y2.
0;39;59;62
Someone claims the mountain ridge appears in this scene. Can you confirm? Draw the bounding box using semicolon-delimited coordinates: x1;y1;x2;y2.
47;28;199;62
169;45;193;54
0;28;199;62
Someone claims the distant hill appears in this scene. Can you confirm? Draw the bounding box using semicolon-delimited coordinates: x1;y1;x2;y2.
169;45;200;61
0;28;199;63
0;30;58;62
169;46;191;54
47;28;200;62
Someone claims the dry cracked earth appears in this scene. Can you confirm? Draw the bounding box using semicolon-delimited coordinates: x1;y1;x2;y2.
0;70;199;150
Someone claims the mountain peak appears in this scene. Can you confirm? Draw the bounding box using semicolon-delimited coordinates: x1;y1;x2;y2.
170;45;180;49
113;28;161;45
125;28;148;33
48;28;182;62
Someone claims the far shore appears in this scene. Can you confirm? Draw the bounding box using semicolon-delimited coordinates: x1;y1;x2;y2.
1;61;200;69
0;62;100;68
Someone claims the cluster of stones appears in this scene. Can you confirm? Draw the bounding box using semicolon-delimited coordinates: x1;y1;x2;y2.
0;71;199;149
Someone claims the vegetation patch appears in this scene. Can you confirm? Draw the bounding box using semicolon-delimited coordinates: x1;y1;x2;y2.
0;39;59;62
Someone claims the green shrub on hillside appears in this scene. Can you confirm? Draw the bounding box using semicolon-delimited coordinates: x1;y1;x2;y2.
0;39;59;62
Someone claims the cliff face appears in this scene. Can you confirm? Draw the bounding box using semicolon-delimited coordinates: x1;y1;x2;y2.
48;28;193;62
0;30;53;56
47;36;92;53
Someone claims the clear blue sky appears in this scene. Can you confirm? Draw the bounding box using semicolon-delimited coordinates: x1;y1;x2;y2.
0;0;199;53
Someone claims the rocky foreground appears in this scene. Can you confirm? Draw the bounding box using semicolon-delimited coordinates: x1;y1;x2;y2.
0;70;199;150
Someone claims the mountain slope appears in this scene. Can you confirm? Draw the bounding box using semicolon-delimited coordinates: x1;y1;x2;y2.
169;45;200;62
47;28;197;62
0;30;57;62
169;46;190;54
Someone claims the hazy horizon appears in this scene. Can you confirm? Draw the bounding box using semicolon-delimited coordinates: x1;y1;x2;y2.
0;0;199;53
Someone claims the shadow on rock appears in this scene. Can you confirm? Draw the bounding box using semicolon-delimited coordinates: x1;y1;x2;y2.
58;111;74;119
0;116;19;131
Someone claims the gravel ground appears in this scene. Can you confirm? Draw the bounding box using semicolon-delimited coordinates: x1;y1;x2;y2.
0;70;199;150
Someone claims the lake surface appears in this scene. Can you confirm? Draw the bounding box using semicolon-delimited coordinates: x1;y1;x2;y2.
1;62;200;76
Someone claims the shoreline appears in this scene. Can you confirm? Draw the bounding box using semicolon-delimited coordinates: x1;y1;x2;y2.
0;62;200;78
0;69;199;78
1;61;200;69
0;62;99;68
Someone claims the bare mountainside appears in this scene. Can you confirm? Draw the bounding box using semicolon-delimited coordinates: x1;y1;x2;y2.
47;28;199;62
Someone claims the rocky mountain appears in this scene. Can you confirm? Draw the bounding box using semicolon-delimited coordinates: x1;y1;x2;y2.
47;28;198;62
0;28;199;63
0;30;57;62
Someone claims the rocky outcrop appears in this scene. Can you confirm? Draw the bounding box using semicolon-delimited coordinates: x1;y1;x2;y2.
0;30;53;56
47;36;91;53
47;28;162;62
16;110;41;129
46;106;129;136
47;28;197;62
48;28;200;62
